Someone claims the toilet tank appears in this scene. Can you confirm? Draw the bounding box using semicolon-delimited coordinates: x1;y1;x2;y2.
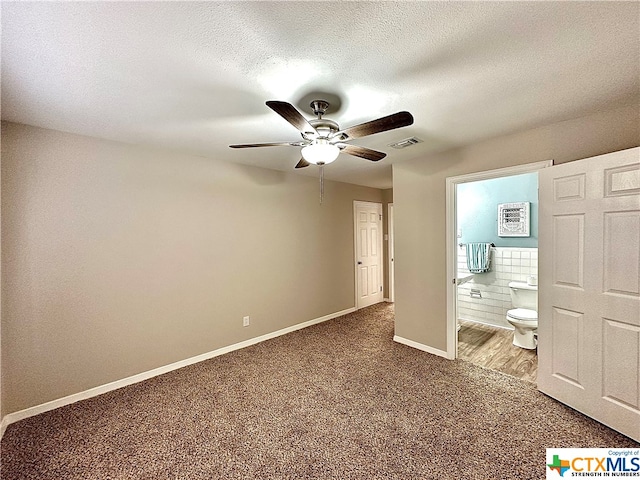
508;281;538;310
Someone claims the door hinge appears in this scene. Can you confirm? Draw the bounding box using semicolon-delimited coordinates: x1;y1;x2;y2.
379;214;382;221
380;286;383;292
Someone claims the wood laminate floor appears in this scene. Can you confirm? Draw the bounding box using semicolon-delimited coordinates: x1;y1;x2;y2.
457;319;538;383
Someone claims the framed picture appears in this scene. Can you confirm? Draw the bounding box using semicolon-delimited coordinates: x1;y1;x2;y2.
498;202;530;237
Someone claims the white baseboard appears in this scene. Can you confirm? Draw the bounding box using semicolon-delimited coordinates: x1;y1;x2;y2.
393;335;453;359
0;415;8;439
459;316;513;331
0;307;356;439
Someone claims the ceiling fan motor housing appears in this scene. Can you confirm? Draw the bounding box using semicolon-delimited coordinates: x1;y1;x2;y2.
305;100;339;141
308;118;339;139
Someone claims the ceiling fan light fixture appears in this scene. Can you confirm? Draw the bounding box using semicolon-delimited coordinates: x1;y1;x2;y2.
301;141;339;165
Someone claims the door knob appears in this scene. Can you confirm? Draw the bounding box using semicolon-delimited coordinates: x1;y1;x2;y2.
357;261;362;265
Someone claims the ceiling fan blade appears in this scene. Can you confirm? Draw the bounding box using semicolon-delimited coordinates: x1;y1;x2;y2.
295;158;311;169
266;101;318;137
339;144;387;162
333;111;414;141
229;141;303;148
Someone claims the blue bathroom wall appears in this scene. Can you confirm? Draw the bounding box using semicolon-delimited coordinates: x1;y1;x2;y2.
457;172;538;247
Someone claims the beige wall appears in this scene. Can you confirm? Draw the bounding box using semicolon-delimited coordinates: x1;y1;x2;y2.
1;122;383;415
393;104;640;352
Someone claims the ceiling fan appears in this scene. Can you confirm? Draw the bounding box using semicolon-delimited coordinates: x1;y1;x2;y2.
229;99;414;202
230;100;414;167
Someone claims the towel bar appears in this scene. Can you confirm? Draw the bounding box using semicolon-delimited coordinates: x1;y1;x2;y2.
459;242;495;248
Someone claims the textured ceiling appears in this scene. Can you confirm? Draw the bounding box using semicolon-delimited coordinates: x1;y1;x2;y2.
2;1;639;188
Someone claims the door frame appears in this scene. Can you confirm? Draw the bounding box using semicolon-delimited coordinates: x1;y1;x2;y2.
353;200;384;309
445;160;553;359
388;203;395;303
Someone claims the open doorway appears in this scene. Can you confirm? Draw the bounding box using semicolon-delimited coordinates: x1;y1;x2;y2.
445;161;552;380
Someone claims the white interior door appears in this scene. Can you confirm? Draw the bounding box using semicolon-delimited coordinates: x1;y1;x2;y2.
355;201;383;309
538;147;640;441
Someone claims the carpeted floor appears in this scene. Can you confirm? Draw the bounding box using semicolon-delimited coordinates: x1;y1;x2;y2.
1;303;637;479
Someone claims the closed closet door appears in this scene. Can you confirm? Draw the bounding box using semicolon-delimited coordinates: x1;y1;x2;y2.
354;201;383;309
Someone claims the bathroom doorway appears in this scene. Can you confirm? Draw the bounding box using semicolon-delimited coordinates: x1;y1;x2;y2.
445;161;552;381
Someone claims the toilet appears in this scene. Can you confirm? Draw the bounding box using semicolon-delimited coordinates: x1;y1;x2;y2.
506;281;538;349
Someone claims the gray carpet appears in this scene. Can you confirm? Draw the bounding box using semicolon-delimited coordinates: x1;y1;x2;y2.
1;303;637;479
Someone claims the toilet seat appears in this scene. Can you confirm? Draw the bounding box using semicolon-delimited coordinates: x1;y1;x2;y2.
507;308;537;322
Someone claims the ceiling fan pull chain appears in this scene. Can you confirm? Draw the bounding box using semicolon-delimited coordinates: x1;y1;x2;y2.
319;164;324;205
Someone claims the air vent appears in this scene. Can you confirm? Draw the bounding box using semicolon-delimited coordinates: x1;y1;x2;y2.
388;137;422;149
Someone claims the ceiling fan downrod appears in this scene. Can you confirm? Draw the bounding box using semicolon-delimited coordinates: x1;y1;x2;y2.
310;100;330;119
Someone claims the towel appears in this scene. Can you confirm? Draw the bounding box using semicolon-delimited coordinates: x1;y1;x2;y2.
465;243;492;273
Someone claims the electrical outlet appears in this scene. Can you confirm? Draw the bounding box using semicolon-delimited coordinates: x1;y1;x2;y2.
243;316;250;327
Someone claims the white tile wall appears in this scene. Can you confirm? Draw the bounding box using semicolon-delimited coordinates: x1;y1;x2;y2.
457;247;538;329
